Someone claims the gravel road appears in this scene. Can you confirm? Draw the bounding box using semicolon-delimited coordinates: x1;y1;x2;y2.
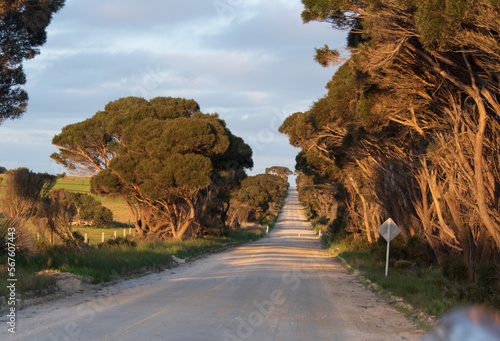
1;187;423;341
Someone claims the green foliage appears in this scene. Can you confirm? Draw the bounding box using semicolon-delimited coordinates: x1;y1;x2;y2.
33;189;78;247
66;192;113;226
415;0;474;49
314;45;341;67
395;260;413;270
0;218;14;255
265;166;293;182
232;174;288;221
0;0;65;122
229;173;288;226
99;236;137;249
355;93;375;127
442;257;470;282
0;168;57;220
54;96;253;239
286;0;500;284
301;0;355;28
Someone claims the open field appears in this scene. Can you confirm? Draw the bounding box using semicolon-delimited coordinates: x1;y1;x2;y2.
0;175;134;225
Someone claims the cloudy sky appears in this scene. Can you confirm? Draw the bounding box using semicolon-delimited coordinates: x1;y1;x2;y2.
0;0;345;178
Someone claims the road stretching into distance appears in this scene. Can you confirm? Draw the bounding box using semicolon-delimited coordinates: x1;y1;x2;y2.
3;188;423;341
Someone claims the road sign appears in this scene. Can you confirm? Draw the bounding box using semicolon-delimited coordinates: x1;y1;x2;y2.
378;218;401;242
377;218;401;277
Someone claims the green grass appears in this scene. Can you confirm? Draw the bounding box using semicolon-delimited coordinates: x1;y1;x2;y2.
325;243;495;320
74;226;134;245
1;175;134;226
0;228;264;307
0;177;286;309
52;176;91;194
54;176;134;225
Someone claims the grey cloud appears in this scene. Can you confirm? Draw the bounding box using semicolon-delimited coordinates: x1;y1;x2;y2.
0;0;345;174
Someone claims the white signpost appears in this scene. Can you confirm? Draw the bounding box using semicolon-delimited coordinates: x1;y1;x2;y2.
377;218;401;277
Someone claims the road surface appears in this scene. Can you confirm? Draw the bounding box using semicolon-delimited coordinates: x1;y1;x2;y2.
2;188;423;340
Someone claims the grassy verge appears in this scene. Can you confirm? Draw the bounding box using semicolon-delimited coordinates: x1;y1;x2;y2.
323;239;499;325
74;226;135;245
303;202;499;327
0;228;263;308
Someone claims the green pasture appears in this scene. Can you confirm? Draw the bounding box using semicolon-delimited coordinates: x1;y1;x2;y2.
0;175;134;226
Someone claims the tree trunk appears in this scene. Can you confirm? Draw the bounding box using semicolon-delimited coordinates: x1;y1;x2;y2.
473;95;500;247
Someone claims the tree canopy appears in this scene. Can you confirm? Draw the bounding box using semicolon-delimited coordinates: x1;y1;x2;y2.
0;167;57;221
281;0;500;278
0;0;65;122
230;173;289;223
53;97;253;239
265;166;293;181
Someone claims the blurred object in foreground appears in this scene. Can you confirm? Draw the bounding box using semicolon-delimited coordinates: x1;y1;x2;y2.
421;305;500;341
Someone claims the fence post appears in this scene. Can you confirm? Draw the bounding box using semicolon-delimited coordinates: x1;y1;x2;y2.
84;233;88;243
102;232;105;243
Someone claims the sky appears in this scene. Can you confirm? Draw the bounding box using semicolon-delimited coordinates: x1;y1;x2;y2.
0;0;345;179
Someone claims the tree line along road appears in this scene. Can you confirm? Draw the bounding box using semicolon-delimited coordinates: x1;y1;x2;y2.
2;187;423;341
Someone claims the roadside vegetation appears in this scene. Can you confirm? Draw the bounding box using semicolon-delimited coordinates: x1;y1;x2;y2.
305;201;500;320
0;95;290;309
280;0;500;319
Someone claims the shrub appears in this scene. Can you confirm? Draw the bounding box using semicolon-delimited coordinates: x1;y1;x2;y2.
350;237;372;251
67;192;113;226
317;215;329;225
444;259;469;282
395;260;413;270
477;262;499;288
99;236;137;249
71;231;85;246
404;235;433;266
468;262;500;307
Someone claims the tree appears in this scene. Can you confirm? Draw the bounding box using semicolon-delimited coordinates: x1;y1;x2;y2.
0;0;65;122
54;97;253;239
230;174;288;223
66;192;113;226
0;168;57;220
51;97;201;175
284;0;500;278
265;166;293;182
32;189;78;247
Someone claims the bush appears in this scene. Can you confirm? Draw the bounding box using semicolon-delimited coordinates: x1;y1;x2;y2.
395;260;413;270
350;236;372;251
467;262;500;307
317;215;329;225
99;236;137;249
444;259;469;282
477;262;499;288
327;216;347;241
67;192;113;226
404;235;433;266
71;231;85;246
